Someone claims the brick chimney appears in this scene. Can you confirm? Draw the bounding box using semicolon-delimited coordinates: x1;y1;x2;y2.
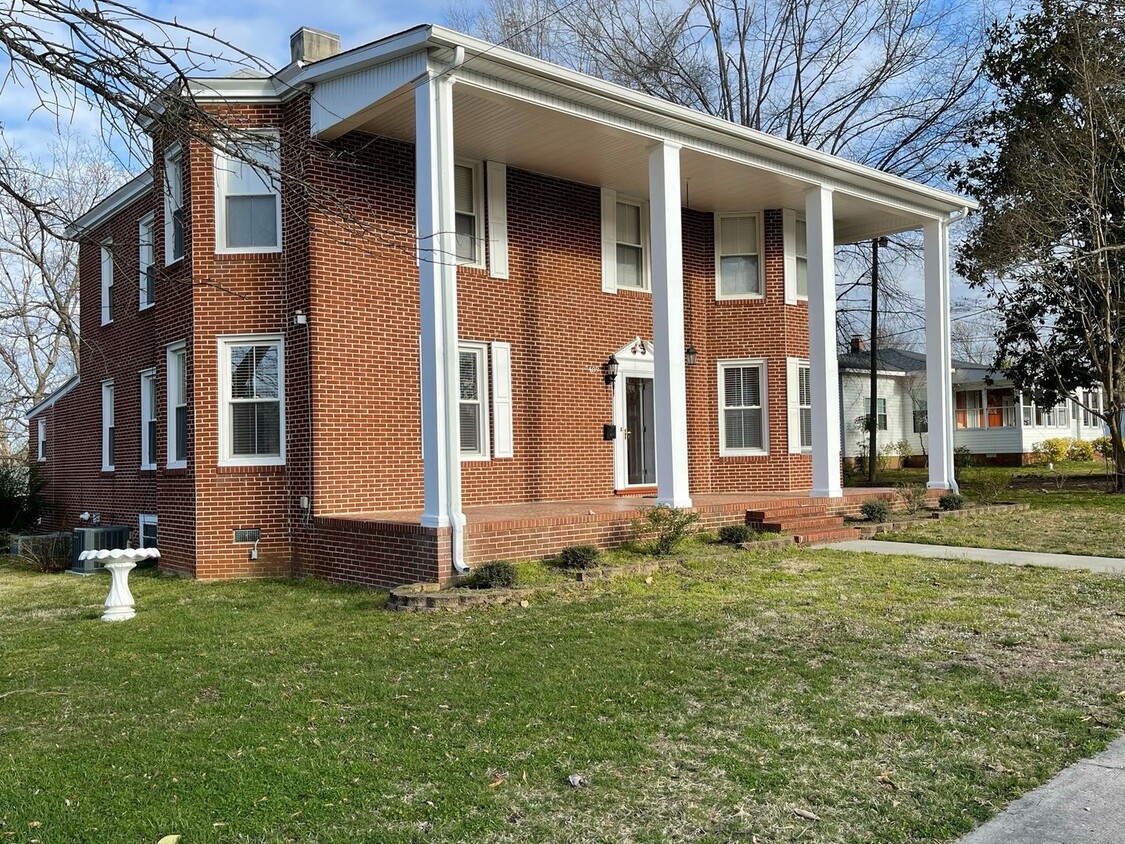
290;27;341;64
849;336;866;353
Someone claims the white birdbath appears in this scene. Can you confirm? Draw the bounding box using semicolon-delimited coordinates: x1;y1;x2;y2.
78;547;160;622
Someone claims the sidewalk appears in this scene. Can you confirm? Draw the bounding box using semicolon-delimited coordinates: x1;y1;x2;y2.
823;539;1125;575
956;736;1125;843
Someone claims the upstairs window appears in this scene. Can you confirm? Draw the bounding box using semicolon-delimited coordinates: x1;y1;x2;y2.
139;213;155;309
214;134;281;253
219;336;284;465
795;218;808;299
616;199;647;290
454;162;483;265
37;417;46;461
167;342;188;467
716;214;762;298
164;144;184;264
100;243;114;325
102;380;115;471
140;369;157;469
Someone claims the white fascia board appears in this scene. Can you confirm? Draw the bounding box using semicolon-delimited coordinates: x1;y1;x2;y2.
65;171;154;239
24;375;80;420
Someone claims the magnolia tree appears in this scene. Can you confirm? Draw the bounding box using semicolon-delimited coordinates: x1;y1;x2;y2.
952;0;1125;491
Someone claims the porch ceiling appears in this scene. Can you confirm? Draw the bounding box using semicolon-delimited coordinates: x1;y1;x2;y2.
346;83;934;244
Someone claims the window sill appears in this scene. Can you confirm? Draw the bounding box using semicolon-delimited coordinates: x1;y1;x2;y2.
139;303;155;312
716;291;765;302
215;247;282;257
139;465;156;473
718;450;769;459
460;454;490;463
165;256;184;268
216;463;285;474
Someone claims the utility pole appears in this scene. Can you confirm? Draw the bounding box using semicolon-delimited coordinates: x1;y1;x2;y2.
868;236;889;483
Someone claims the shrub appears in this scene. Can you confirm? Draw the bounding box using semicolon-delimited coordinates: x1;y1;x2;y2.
632;505;700;556
896;484;928;515
1067;439;1095;462
556;544;600;570
953;446;975;469
0;463;46;534
1032;438;1071;465
466;560;518;589
860;499;891;523
974;472;1012;504
718;524;753;545
1093;435;1113;460
938;492;965;511
893;439;914;459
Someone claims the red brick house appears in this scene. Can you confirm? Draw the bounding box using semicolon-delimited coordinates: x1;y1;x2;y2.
29;24;971;586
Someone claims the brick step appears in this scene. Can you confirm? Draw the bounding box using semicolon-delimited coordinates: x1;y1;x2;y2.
793;527;862;545
746;505;830;522
753;515;845;533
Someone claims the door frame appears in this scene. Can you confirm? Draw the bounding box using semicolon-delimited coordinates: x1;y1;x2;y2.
613;341;656;490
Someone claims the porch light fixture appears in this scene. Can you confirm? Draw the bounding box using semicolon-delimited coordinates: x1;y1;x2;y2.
603;354;619;386
685;345;698;366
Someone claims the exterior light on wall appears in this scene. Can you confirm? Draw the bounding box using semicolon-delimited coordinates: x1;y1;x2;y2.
292;310;308;326
603;354;619;386
685;345;698;366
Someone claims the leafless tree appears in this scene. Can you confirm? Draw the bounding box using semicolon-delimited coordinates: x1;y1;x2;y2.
0;138;123;455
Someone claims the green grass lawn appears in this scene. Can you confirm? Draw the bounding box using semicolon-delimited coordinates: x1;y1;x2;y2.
2;544;1124;843
870;463;1125;558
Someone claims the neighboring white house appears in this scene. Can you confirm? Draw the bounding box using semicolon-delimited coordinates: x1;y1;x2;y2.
839;343;1106;465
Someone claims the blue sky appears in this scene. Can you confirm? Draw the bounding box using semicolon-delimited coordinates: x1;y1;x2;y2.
0;0;454;156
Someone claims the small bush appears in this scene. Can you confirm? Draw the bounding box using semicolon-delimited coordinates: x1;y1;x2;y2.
953;446;975;469
1067;439;1095;462
860;499;891;523
893;439;914;459
1093;435;1113;460
632;504;700;556
556;544;600;570
466;560;518;589
0;463;46;534
718;524;753;545
1032;438;1071;465
974;472;1012;504
896;484;928;515
938;493;965;511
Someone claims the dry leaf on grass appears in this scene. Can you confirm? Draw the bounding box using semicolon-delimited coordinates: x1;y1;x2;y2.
793;807;821;821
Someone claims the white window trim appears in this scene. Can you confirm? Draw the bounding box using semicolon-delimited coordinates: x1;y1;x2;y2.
37;417;46;462
783;210;809;305
786;358;812;455
600;188;651;294
139;212;156;310
166;341;188;469
139;368;157;470
101;380;115;472
459;341;491;461
717;358;769;457
454;159;486;269
100;242;114;325
138;513;158;549
163;143;184;266
213;131;282;255
217;334;285;467
714;212;764;300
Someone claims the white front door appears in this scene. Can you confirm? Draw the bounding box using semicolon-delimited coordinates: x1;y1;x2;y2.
612;337;657;489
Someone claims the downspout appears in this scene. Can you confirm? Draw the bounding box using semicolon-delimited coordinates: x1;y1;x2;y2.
440;44;470;575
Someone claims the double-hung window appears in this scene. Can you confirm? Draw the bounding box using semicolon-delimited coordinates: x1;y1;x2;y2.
101;380;115;471
167;342;188;468
715;214;762;298
140;369;157;469
37;418;46;461
719;360;767;455
139;213;155;309
616;199;647;290
865;397;889;431
797;364;812;449
139;514;158;549
913;398;929;433
164;144;184;264
219;335;284;466
794;218;808;299
458;343;490;459
214;133;281;253
100;243;114;325
454;162;484;265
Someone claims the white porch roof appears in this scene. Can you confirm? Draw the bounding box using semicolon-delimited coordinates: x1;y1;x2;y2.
293;24;975;243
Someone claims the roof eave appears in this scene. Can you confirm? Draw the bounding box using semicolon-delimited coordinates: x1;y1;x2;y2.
65;171;154;239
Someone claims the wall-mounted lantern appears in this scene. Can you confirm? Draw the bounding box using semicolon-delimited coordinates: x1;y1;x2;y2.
603;354;619;386
685;345;698;366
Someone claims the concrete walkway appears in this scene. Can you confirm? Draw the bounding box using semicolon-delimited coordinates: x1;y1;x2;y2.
824;540;1125;575
957;736;1125;843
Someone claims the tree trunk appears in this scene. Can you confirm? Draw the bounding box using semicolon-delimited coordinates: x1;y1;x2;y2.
1107;409;1125;493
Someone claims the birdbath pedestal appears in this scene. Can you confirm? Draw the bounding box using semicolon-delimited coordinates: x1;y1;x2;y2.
78;547;160;622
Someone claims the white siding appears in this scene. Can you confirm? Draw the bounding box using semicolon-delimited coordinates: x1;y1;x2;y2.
839;373;920;458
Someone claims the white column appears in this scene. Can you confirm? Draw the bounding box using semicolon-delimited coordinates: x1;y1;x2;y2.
806;186;843;498
924;219;957;492
648;141;692;508
416;71;464;531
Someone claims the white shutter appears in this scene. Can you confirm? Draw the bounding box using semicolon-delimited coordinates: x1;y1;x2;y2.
491;341;513;458
601;187;617;293
786;357;801;454
783;209;798;305
487;162;509;279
